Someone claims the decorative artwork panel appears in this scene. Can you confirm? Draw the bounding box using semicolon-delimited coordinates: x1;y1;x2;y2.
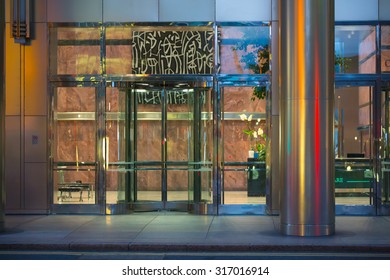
132;30;214;74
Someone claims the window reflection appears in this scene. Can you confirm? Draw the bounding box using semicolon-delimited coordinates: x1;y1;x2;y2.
381;26;390;73
335;25;376;74
219;25;270;74
335;86;374;206
381;84;390;204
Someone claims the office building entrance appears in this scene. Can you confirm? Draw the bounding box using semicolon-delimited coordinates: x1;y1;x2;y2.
48;23;390;216
50;77;269;215
105;79;213;212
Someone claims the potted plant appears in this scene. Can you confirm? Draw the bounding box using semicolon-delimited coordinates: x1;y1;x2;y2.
239;113;266;160
239;113;266;196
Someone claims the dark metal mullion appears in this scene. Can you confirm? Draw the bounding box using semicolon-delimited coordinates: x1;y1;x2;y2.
132;85;138;202
213;81;222;214
193;89;202;203
375;24;381;209
97;83;106;213
374;23;382;213
373;83;382;212
162;86;168;204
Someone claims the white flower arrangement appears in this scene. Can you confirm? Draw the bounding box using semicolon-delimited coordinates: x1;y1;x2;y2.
239;113;266;161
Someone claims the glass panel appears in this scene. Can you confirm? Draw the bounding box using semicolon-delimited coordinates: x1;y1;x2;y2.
106;87;129;204
106;26;214;75
166;88;192;202
381;84;390;204
52;87;97;204
382;26;390;73
166;88;213;203
49;26;101;75
335;86;374;205
222;86;267;204
219;25;270;75
335;25;376;74
106;84;213;207
134;87;163;202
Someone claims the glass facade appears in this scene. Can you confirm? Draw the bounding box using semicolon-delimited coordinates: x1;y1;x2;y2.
382;25;390;74
105;81;213;211
48;22;390;215
219;25;270;76
381;82;390;205
335;25;376;74
335;86;374;206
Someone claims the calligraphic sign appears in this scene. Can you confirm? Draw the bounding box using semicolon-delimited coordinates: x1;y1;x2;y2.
131;90;207;105
132;30;214;74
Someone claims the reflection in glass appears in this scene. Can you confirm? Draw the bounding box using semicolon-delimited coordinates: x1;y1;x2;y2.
219;25;270;76
381;85;390;204
381;26;390;74
335;86;373;205
335;25;376;74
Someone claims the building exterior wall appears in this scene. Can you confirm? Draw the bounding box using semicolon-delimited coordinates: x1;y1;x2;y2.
5;0;48;213
3;0;388;213
1;0;5;231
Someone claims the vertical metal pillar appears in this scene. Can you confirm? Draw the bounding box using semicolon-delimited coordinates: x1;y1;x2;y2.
279;0;335;236
0;0;5;232
267;0;280;215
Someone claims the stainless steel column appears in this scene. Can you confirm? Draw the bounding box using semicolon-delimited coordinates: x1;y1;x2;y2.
279;0;335;236
0;0;5;232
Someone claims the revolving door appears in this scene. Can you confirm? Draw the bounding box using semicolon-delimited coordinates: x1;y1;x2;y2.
105;80;213;212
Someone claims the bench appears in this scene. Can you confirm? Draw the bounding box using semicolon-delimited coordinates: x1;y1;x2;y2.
58;183;92;202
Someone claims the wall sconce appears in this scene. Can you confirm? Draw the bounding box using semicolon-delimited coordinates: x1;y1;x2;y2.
11;0;31;44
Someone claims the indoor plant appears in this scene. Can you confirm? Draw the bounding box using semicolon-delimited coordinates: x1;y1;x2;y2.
239;113;266;161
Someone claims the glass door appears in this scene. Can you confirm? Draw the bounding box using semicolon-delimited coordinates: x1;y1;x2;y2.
50;83;103;214
334;85;375;212
106;80;213;212
218;83;268;213
381;83;390;207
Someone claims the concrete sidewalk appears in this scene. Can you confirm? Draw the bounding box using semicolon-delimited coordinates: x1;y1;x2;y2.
1;213;390;256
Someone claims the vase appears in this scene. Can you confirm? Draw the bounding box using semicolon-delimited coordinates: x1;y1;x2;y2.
248;150;254;158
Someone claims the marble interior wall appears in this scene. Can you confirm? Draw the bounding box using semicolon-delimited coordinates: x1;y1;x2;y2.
55;27;101;75
54;87;96;186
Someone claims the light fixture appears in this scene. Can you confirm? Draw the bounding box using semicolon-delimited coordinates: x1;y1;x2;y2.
11;0;31;44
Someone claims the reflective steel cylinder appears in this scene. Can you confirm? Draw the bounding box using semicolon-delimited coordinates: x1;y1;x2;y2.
279;0;335;236
0;0;5;232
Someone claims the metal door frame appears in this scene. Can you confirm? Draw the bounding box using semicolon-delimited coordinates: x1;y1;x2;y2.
215;75;270;215
49;81;105;214
105;75;214;214
335;78;379;215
